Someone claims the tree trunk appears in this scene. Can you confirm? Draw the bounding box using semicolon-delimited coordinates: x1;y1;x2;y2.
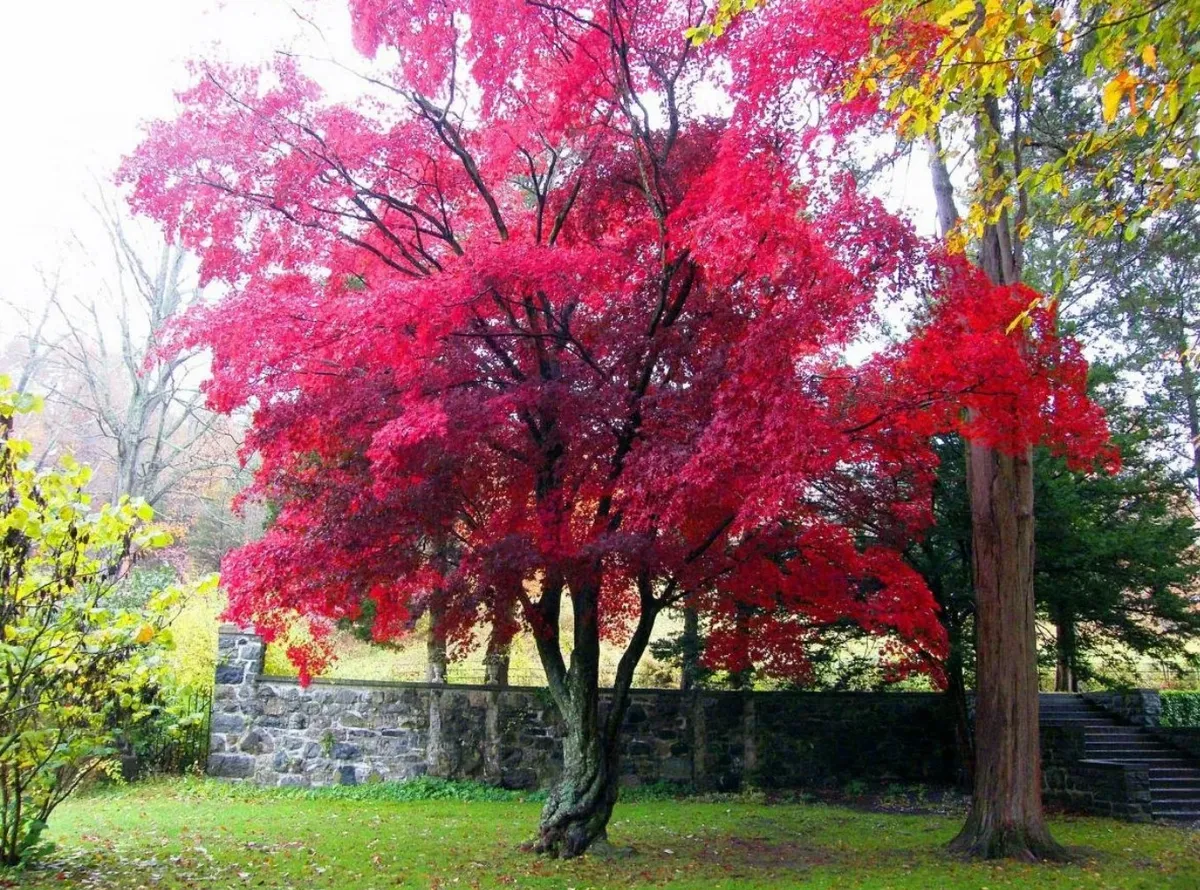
529;573;658;858
949;416;1063;859
1174;307;1200;501
930;118;1064;857
533;687;621;858
426;611;447;684
1054;615;1077;693
680;606;700;692
945;641;975;789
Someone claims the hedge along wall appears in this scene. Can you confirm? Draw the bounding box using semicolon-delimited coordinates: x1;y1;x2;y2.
209;627;959;789
1160;692;1200;727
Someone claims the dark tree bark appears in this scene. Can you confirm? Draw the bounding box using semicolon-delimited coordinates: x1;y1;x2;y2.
945;640;976;788
950;433;1061;858
529;573;659;857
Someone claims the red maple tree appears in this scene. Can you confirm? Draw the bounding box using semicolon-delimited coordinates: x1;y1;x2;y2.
122;0;1108;856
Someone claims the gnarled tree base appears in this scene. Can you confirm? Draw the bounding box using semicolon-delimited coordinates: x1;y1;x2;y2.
527;761;619;858
948;813;1068;861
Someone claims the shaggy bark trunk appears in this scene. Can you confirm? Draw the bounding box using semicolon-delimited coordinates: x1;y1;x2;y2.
928;133;1062;859
950;438;1061;858
949;219;1063;861
1054;615;1077;693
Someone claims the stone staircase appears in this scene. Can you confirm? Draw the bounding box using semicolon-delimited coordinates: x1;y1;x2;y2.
1040;693;1200;822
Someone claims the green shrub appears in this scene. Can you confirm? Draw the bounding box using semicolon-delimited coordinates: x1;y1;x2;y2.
1161;692;1200;727
0;380;215;868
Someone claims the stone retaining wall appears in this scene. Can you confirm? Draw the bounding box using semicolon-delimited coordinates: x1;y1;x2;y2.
208;627;958;789
1042;724;1152;821
207;626;1159;823
1085;690;1162;727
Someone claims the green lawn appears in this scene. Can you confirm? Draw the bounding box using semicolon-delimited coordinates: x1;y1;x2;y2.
14;779;1200;889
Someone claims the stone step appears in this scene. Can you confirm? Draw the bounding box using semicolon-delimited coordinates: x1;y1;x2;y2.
1084;748;1176;758
1039;706;1095;712
1152;809;1200;820
1150;768;1200;780
1107;759;1196;768
1151;788;1200;802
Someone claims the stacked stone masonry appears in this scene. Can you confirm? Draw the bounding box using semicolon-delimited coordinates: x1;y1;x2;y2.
209;627;958;789
208;626;1180;822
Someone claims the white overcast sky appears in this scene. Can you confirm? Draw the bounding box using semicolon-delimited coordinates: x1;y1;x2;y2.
0;0;937;328
0;0;350;319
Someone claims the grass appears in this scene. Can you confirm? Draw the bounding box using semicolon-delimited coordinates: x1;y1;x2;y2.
11;778;1200;889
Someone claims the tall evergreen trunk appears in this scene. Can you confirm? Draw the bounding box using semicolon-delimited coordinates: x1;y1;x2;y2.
1054;615;1077;693
950;436;1060;858
928;135;1063;860
948;217;1063;860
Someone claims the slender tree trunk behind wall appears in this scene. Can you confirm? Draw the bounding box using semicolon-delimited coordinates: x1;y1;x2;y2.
426;607;448;684
946;644;975;788
1054;616;1077;693
680;606;700;692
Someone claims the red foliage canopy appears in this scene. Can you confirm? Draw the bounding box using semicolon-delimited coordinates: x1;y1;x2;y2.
122;0;1108;685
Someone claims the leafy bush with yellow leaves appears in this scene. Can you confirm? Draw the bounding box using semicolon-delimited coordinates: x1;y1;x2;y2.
0;377;214;868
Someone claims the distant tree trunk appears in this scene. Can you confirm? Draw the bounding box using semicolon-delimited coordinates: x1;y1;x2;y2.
1054;614;1078;693
727;602;754;691
426;602;448;684
485;597;516;686
1175;304;1200;501
680;605;700;691
946;640;975;788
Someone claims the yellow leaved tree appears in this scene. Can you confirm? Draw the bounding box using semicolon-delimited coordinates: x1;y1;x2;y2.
0;376;215;867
